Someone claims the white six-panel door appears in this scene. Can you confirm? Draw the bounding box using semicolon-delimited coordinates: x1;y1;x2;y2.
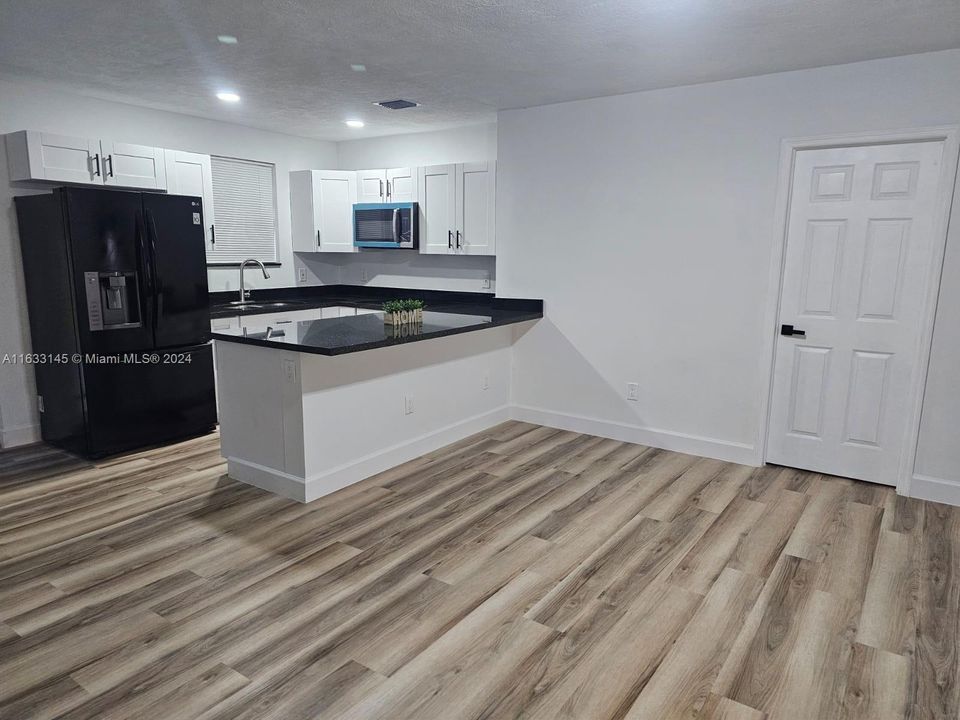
767;140;945;485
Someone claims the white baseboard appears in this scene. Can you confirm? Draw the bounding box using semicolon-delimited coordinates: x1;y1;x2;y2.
910;473;960;507
226;458;308;502
227;405;511;503
0;423;41;448
304;405;511;502
510;405;760;467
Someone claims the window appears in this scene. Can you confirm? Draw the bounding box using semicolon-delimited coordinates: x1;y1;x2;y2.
208;156;279;263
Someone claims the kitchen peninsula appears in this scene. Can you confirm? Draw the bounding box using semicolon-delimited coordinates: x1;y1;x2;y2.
211;287;542;501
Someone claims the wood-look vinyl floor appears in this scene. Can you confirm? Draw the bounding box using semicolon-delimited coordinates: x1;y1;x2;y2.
0;422;957;720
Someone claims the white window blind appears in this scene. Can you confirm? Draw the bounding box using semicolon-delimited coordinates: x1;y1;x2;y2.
208;156;278;263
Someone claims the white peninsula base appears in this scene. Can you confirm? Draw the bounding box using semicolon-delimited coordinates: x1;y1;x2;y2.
215;325;522;502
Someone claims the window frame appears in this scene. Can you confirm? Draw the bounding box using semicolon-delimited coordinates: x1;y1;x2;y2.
207;155;281;266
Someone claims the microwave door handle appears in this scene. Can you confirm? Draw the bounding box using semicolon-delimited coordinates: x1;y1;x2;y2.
392;208;400;245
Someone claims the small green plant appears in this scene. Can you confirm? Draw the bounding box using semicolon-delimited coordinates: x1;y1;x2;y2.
382;299;425;314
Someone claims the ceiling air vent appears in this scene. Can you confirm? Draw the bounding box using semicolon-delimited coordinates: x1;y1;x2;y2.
375;99;419;110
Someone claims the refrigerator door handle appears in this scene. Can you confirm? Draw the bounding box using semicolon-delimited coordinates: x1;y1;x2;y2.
135;211;154;305
145;208;163;332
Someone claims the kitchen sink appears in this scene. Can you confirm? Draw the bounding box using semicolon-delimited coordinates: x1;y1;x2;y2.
220;300;308;311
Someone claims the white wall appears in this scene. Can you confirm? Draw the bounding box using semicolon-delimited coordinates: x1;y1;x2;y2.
297;123;498;293
337;123;496;169
0;75;337;445
497;50;960;486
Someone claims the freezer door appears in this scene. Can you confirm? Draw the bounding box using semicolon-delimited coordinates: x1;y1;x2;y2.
63;188;155;354
142;193;211;348
81;343;217;456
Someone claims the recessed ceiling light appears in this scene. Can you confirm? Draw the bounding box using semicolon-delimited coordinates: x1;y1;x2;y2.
345;119;365;128
216;91;240;103
350;64;366;72
217;34;238;45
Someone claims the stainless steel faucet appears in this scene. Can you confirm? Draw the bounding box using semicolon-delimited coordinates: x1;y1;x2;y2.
238;259;270;302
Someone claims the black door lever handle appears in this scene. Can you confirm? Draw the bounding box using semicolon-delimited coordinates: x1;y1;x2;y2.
781;324;806;338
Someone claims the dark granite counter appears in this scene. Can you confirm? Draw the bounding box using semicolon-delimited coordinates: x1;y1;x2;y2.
209;285;543;356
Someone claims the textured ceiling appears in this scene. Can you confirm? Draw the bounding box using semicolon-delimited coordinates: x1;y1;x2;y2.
1;0;958;141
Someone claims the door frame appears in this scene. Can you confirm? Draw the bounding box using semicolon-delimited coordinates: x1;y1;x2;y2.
757;125;960;495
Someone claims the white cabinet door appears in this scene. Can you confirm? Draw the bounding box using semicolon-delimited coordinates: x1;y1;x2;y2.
290;170;357;253
165;150;216;247
6;131;102;184
386;167;417;202
101;141;167;190
315;171;357;253
417;164;456;254
356;169;386;203
456;161;495;255
290;170;317;253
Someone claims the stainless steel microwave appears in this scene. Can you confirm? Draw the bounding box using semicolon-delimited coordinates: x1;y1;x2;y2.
353;202;419;249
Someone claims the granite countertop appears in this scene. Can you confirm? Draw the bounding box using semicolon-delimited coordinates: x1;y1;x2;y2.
208;285;543;356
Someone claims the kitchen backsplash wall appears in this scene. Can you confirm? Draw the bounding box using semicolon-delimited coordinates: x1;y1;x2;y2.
298;250;495;293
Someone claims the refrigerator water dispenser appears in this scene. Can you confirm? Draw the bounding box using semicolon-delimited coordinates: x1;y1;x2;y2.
84;271;141;331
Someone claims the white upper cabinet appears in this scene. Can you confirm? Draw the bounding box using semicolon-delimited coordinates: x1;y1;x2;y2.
418;162;495;255
456;161;496;255
6;131;100;184
356;169;387;203
165;150;216;247
417;164;457;255
356;167;417;203
6;131;167;190
290;170;357;253
386;167;416;202
101;141;167;190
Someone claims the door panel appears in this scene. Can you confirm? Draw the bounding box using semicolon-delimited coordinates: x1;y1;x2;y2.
386;167;416;202
34;132;100;184
102;141;167;190
64;188;154;354
82;343;216;456
788;346;830;438
356;169;386;203
315;171;357;252
165;150;216;247
843;351;890;446
418;165;455;254
799;220;845;316
142;193;210;348
456;161;496;255
767;140;945;485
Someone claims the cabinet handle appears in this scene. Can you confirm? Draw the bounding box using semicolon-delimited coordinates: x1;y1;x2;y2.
92;153;101;177
456;230;462;249
210;224;215;245
379;179;384;198
317;229;321;247
448;230;453;249
106;155;114;177
386;180;391;199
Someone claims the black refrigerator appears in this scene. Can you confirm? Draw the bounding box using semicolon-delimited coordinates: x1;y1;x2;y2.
15;187;217;458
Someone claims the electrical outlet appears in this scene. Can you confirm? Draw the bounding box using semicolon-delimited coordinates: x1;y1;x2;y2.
481;373;489;390
297;267;307;283
404;395;414;415
361;267;369;283
282;359;297;383
626;382;639;401
481;274;492;290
